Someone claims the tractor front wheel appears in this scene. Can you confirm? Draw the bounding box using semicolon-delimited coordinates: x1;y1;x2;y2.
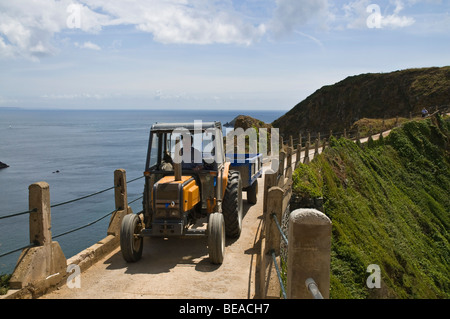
120;214;143;263
208;212;225;264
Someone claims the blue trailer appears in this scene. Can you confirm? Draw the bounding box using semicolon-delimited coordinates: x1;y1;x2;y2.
227;153;263;204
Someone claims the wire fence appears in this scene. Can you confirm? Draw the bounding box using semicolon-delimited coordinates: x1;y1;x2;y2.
0;175;144;259
280;104;450;146
270;208;289;300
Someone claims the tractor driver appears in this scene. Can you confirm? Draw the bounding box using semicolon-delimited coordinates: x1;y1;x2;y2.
181;135;203;171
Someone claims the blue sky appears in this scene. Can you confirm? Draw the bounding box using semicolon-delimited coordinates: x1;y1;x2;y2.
0;0;449;110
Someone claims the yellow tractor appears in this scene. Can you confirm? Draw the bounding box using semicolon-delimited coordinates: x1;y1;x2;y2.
120;122;243;264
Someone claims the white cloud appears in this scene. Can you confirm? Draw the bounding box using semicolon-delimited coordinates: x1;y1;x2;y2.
0;0;267;60
0;0;108;59
85;0;266;45
75;41;101;50
343;0;416;29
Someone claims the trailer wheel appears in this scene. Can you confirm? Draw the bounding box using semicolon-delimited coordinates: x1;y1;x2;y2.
120;214;143;263
247;179;258;205
208;213;225;264
223;170;243;238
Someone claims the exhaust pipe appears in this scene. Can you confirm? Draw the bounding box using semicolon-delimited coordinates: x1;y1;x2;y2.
174;137;182;181
174;161;182;181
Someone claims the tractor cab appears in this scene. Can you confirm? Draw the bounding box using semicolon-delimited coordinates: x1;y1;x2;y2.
143;122;226;226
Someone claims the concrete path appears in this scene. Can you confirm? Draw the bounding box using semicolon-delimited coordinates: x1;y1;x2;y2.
40;176;266;299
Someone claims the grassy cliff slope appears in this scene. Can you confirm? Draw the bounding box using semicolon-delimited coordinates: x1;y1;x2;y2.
293;115;450;298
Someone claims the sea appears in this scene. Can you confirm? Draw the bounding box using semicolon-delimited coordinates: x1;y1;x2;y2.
0;108;284;274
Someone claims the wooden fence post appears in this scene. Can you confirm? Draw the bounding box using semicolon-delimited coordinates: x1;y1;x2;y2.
286;146;293;179
314;138;319;158
303;142;310;164
259;187;284;299
278;151;286;178
296;143;301;168
263;169;277;215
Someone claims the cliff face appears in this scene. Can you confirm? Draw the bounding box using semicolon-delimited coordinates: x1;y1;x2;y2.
272;66;450;137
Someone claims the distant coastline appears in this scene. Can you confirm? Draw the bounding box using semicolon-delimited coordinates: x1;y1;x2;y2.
0;107;22;110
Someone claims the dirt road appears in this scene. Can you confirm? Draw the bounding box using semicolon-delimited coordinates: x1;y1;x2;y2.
40;175;266;299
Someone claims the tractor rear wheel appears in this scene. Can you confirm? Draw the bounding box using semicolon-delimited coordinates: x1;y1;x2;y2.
247;179;258;205
208;212;225;264
120;214;143;263
223;170;243;238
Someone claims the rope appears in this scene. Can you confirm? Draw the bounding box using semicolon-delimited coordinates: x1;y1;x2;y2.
50;185;117;208
52;194;144;240
0;243;35;259
128;195;143;205
0;194;145;258
52;209;116;240
0;208;37;221
50;175;144;208
127;175;144;184
0;175;144;221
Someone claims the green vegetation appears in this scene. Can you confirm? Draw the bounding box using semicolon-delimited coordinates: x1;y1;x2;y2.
0;273;11;295
293;115;450;298
351;117;410;138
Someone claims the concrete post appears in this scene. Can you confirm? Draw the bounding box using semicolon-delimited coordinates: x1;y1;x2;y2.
29;182;52;246
114;169;128;211
287;209;332;299
10;182;66;290
108;169;131;237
